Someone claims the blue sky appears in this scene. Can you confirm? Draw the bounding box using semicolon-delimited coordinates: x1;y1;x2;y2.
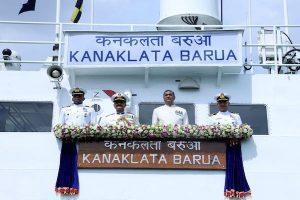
0;0;299;70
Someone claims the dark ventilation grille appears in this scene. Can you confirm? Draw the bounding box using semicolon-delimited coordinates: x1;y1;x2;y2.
181;16;198;25
181;16;202;30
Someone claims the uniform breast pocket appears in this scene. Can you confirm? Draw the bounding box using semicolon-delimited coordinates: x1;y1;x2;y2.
84;113;91;120
176;114;184;123
175;111;183;118
177;115;184;121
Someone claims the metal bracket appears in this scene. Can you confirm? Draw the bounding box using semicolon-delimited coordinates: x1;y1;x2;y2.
51;80;61;90
67;69;76;88
144;67;150;87
217;67;222;87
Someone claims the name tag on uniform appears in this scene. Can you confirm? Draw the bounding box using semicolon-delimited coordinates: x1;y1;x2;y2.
127;115;134;119
175;110;183;116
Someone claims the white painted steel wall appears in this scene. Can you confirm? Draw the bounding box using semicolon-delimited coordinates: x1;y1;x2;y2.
0;71;300;199
0;134;299;200
0;68;81;123
159;0;221;25
251;75;300;136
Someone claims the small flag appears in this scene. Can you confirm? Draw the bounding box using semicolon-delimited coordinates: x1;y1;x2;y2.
71;0;83;23
19;0;36;14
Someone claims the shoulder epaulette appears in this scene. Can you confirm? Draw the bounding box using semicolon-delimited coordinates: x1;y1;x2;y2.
85;106;94;110
105;113;114;117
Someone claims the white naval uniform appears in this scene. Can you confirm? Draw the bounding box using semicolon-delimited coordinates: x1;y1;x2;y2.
60;104;97;126
100;112;139;126
209;111;242;126
152;105;189;125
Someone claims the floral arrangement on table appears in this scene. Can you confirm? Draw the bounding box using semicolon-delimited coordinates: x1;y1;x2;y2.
54;123;253;197
53;124;253;141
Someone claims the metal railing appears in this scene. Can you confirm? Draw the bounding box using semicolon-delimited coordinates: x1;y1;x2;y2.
0;21;299;74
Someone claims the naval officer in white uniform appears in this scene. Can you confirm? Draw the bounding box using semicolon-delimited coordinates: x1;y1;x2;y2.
209;93;242;126
60;87;97;126
100;93;139;126
152;90;189;125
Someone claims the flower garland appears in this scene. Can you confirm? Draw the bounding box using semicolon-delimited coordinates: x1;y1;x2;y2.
224;189;251;198
53;124;253;141
55;187;78;195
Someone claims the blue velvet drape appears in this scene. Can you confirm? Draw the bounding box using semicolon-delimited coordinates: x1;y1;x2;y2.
55;142;79;195
54;141;251;197
224;143;251;198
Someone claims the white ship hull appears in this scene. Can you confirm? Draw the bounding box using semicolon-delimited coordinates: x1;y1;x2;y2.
0;70;299;199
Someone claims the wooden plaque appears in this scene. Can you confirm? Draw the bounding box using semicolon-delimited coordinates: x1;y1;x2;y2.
78;141;226;170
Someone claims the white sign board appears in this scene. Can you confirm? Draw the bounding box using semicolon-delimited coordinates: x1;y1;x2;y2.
64;30;243;68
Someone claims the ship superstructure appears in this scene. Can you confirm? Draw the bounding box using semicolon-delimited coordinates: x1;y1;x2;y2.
0;0;299;199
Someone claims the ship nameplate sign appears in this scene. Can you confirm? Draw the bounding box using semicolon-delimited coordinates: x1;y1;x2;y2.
78;141;226;170
65;30;243;68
